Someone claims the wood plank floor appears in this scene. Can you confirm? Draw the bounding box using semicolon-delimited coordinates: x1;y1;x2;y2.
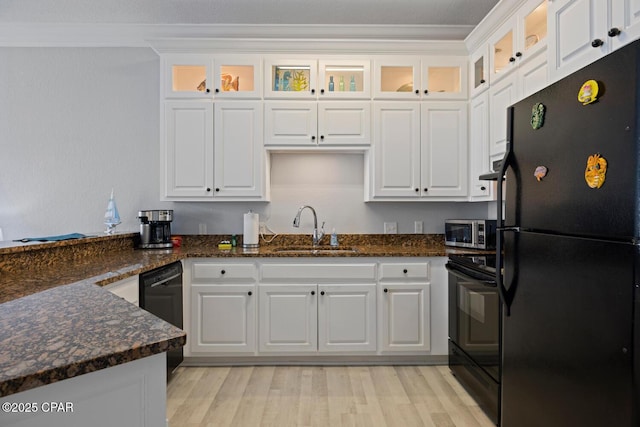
167;365;495;427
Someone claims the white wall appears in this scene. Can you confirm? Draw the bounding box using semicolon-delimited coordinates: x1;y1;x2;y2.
0;47;488;241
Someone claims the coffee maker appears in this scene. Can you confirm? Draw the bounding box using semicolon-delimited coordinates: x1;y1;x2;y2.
138;210;173;248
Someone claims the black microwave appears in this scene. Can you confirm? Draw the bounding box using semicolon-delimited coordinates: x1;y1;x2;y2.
445;219;497;250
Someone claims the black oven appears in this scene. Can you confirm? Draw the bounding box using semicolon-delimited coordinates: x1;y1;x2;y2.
447;254;500;425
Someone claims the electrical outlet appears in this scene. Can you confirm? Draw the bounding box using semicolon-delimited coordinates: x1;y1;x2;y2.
384;222;398;234
414;221;423;234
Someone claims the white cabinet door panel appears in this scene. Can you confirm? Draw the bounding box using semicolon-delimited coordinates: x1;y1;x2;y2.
318;102;371;146
264;102;317;146
380;284;431;353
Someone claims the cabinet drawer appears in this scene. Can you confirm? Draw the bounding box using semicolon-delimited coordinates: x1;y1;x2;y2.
261;263;376;281
191;262;257;282
379;262;430;281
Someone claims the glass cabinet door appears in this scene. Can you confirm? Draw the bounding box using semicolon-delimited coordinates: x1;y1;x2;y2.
264;59;318;99
318;60;371;99
373;58;421;99
212;57;261;99
163;54;213;98
490;20;516;81
518;0;548;59
422;57;468;100
470;45;490;98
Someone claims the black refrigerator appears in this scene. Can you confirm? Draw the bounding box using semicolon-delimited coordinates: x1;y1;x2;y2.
497;39;640;426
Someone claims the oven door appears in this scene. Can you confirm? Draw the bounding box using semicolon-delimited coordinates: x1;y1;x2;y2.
447;263;500;382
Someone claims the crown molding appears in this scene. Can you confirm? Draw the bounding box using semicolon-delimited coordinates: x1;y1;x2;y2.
0;23;475;48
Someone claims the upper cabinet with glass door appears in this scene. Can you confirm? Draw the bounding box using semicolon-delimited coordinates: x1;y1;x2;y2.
318;59;371;99
373;57;467;100
470;44;490;98
163;54;213;99
264;59;318;99
212;56;261;99
421;57;468;100
489;0;547;83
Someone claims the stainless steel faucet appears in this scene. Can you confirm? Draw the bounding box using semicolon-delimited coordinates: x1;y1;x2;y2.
293;205;325;246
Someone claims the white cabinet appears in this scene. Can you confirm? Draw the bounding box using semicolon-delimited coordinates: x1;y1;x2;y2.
213;101;266;199
104;276;139;306
212;56;261;99
162;101;214;200
259;284;319;352
191;284;256;353
547;0;640;81
318;284;377;352
264;59;318;99
469;92;492;200
489;0;548;83
162;54;213;98
373;56;468;100
318;59;371;99
378;262;431;353
258;262;377;354
370;101;468;200
264;101;371;147
469;44;490;98
489;73;517;160
189;261;258;354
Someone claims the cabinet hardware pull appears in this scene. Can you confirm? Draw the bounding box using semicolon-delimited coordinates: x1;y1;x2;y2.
424;89;429;94
215;88;220;93
423;188;428;192
509;57;516;62
415;89;420;95
205;88;210;93
248;291;252;296
311;135;316;141
515;52;522;58
415;188;419;192
320;89;325;94
320;291;325;295
403;269;408;274
311;290;315;295
221;270;226;274
311;89;315;94
206;188;211;192
592;39;604;48
481;186;487;191
608;28;621;37
480;79;486;84
384;288;388;293
320;135;324;140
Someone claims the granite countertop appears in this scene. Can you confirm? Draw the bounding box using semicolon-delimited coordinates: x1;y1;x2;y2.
0;232;490;398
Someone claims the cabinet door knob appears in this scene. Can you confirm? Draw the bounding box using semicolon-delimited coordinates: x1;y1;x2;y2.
480;79;486;84
403;269;408;274
215;188;220;192
221;270;226;275
311;89;315;94
205;88;210;93
384;288;388;293
320;89;325;94
423;188;428;192
248;291;252;296
311;290;315;295
608;28;621;37
515;52;522;58
320;291;325;296
415;89;420;95
215;88;220;93
311;135;316;141
509;57;516;63
206;187;211;192
415;188;419;192
592;39;604;48
481;186;487;191
424;89;429;94
320;135;324;140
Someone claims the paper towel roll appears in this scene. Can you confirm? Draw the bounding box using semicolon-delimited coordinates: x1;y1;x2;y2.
243;212;259;248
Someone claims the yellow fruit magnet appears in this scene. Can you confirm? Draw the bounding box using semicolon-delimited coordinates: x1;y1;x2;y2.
584;154;607;188
578;80;599;105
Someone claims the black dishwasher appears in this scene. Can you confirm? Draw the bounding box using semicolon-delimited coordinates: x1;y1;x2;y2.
139;261;183;379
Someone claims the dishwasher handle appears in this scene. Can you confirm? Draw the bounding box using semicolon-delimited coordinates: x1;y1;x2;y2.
148;272;182;288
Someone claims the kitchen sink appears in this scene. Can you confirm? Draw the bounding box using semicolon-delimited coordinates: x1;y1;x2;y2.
274;246;359;255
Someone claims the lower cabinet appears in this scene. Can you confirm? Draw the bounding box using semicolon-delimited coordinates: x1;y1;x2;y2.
258;283;377;353
185;258;443;360
191;284;256;353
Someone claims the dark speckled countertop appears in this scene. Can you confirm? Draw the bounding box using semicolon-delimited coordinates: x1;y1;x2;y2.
0;232;491;398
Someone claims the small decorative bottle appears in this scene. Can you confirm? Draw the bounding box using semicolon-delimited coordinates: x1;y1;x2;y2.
329;76;334;91
339;76;345;91
349;75;356;91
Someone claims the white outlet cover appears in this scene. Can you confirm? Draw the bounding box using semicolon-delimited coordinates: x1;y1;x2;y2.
384;222;398;234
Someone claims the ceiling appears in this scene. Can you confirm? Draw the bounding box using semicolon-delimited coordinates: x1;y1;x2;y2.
1;0;500;27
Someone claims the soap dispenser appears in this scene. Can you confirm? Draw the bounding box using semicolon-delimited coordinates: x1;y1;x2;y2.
330;228;339;247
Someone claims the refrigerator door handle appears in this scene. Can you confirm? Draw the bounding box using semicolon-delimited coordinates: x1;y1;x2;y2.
496;106;515;316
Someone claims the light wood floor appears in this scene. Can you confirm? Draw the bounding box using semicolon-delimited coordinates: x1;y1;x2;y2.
167;365;495;427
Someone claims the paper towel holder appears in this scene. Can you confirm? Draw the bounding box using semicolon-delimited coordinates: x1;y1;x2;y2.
243;210;260;249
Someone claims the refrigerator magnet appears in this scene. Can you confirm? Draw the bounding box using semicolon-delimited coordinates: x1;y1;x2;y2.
531;103;545;129
578;80;599;105
534;166;548;181
584;154;607;188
